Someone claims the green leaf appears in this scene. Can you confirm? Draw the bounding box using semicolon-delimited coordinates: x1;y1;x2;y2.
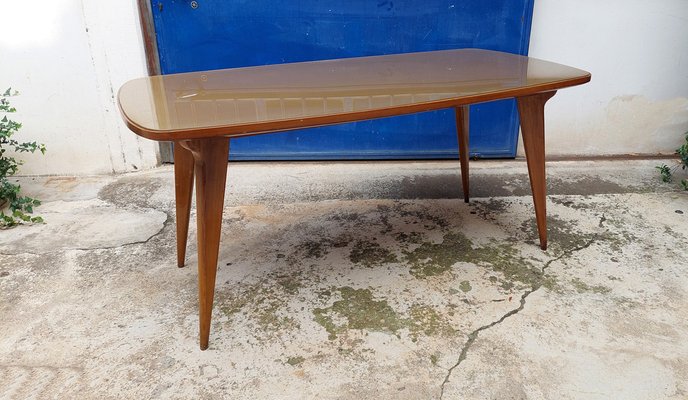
0;212;17;227
12;209;30;222
656;164;672;183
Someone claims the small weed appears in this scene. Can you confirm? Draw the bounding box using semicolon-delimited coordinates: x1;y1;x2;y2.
656;164;672;183
1;88;46;227
656;132;688;190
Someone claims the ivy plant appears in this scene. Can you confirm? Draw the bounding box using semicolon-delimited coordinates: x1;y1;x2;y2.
0;88;46;227
656;131;688;191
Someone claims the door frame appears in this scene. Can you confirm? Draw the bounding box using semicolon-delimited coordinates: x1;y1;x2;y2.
137;0;174;162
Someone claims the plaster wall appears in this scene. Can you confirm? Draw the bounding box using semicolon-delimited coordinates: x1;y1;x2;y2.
0;0;159;175
525;0;688;157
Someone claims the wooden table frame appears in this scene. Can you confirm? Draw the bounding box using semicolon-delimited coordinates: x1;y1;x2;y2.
173;91;553;350
118;50;590;349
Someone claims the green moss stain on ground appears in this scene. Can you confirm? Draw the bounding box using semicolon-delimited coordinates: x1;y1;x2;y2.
407;305;455;340
327;212;362;222
286;356;305;366
217;284;260;319
469;198;511;221
379;203;450;230
313;287;456;341
459;281;472;293
484;198;509;213
599;216;638;252
521;216;597;253
663;225;686;241
571;277;612;294
287;234;354;266
551;196;613;211
393;231;424;245
521;214;636;255
471;242;554;291
551;197;595;210
292;239;329;260
216;277;300;336
402;232;552;290
430;353;439;366
254;297;298;332
349;240;398;267
276;274;302;295
404;232;473;278
313;287;403;340
478;198;509;214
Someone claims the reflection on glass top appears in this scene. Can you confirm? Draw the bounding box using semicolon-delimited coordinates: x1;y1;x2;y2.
118;49;590;137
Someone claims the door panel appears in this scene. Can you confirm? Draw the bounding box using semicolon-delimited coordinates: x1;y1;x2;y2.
151;0;534;159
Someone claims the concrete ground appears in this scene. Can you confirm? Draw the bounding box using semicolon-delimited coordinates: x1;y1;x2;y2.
0;159;687;399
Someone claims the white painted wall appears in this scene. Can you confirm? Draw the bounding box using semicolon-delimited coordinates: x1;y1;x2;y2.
0;0;159;175
525;0;688;157
1;1;687;175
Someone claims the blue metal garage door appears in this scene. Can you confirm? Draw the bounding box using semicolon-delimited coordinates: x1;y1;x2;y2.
151;0;534;160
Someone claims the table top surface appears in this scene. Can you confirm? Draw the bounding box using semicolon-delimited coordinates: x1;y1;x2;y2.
118;49;590;141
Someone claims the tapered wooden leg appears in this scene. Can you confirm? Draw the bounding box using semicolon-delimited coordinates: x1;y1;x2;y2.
180;138;230;350
455;105;470;203
174;142;195;268
517;91;556;250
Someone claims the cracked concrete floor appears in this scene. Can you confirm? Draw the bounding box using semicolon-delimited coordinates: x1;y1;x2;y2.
1;159;687;399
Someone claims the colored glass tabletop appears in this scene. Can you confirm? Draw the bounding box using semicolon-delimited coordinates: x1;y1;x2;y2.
118;49;590;141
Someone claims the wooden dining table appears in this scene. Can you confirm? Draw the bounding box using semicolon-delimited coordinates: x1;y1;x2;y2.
118;48;590;350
